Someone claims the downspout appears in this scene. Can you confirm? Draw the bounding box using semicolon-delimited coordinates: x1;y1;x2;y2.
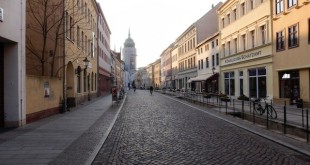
20;0;24;126
62;0;67;113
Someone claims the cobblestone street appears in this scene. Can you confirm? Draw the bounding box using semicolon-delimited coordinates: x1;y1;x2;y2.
92;90;310;164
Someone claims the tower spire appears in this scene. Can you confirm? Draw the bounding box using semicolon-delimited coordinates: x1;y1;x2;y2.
128;28;131;38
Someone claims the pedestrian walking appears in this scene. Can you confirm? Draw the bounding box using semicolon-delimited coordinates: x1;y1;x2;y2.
150;86;154;95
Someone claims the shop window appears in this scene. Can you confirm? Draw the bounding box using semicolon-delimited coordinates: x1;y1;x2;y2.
276;30;285;51
224;72;235;96
239;71;244;96
279;71;299;102
248;68;266;98
276;0;284;14
288;24;299;48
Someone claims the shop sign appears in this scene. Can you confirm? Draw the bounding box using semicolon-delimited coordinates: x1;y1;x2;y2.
223;50;262;66
0;8;3;22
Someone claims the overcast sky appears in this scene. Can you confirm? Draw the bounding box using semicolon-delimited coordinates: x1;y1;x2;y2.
98;0;223;68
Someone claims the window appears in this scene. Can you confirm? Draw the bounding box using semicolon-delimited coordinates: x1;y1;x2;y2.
276;0;284;14
308;18;310;44
224;72;235;96
227;14;231;24
212;55;215;67
241;3;245;16
205;44;209;51
250;30;255;48
239;71;244;96
201;59;204;69
233;9;237;21
81;31;84;50
83;71;87;92
216;39;218;46
234;38;238;54
276;31;285;51
250;0;254;10
212;41;215;48
77;66;81;93
261;25;266;45
222;18;225;28
70;16;73;40
198;60;200;70
222;44;226;56
77;26;80;47
206;57;209;68
216;53;219;66
287;0;297;8
288;24;299;48
227;41;231;55
65;11;69;38
249;68;266;98
242;34;246;51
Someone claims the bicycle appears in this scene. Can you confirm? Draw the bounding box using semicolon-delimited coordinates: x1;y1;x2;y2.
252;97;277;119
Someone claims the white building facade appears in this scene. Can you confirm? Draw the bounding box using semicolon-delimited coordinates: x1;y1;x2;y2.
0;0;26;127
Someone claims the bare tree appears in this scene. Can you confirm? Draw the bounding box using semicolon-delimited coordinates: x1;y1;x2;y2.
26;0;93;77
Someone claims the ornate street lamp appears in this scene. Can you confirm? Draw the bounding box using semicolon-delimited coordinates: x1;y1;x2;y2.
212;66;216;74
83;57;89;70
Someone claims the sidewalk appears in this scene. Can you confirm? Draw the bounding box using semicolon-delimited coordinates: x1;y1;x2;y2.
0;94;125;165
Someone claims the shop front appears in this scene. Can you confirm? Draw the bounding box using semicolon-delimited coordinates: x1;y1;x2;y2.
220;46;273;99
278;70;300;104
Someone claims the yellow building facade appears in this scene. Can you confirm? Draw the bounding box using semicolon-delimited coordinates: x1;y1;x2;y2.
65;0;98;106
272;0;310;105
218;0;273;99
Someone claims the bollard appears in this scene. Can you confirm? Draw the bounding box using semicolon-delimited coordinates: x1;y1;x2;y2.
266;102;269;129
302;106;304;127
233;99;235;115
252;101;255;124
242;100;244;120
284;101;287;134
226;101;228;115
307;109;309;143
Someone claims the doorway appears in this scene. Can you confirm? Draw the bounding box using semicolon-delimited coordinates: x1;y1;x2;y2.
0;44;4;127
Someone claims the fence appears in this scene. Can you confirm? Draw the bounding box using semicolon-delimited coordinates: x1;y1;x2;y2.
159;89;310;142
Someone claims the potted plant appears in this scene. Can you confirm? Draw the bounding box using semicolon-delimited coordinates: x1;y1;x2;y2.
221;95;231;102
237;94;250;101
203;93;212;98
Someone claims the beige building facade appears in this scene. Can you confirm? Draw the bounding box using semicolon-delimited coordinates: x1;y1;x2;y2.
272;0;310;105
218;0;273;99
176;25;197;91
154;59;161;88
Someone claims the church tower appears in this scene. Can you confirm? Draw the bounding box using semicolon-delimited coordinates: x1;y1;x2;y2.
122;30;137;75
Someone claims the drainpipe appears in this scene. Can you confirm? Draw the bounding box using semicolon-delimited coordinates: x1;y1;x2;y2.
62;0;67;113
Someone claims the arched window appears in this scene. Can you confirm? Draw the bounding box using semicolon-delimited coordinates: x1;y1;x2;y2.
77;66;82;93
83;71;87;92
91;72;94;91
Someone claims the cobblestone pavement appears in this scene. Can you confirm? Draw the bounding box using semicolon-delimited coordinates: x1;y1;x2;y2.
92;90;310;165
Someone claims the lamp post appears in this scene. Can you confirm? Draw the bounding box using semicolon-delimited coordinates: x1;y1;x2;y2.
212;66;216;74
83;57;90;101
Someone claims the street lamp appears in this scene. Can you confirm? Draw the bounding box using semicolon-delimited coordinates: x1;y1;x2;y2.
83;57;89;70
212;66;216;74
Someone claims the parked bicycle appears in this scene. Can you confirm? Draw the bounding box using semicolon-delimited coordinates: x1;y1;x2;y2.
252;97;277;119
